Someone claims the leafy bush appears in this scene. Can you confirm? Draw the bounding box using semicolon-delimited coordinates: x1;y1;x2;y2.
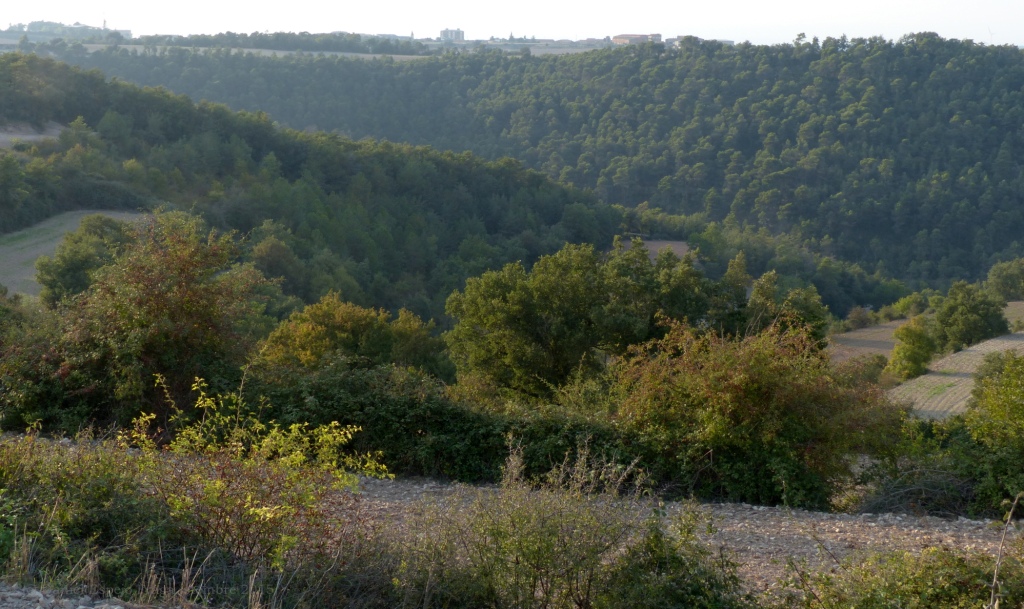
781;546;1024;609
252;356;629;483
391;448;750;609
613;321;905;508
934;281;1009;352
597;509;751;609
860;412;1024;518
883;315;937;380
0;429;175;592
58;212;276;424
841;306;878;331
257;291;453;381
0;381;391;606
131;378;388;566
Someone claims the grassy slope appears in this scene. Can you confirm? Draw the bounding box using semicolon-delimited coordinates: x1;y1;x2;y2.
830;303;1024;419
889;332;1024;419
0;210;144;296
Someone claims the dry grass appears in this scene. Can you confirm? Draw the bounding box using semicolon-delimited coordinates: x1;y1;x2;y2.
0;210;145;296
827;320;904;363
1005;301;1024;327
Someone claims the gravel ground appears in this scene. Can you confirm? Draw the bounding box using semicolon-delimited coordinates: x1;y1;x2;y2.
356;476;1014;598
2;476;1014;608
0;585;151;609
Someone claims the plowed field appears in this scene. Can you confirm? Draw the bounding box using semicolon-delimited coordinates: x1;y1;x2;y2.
889;332;1024;419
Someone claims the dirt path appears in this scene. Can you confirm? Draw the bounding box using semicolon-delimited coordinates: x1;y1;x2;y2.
0;210;145;296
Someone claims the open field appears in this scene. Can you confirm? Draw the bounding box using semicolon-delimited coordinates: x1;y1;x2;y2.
0;122;63;148
828;300;1024;365
1006;300;1024;327
889;332;1024;419
827;319;904;363
0;210;145;296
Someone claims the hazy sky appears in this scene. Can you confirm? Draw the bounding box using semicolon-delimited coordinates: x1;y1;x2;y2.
6;0;1024;46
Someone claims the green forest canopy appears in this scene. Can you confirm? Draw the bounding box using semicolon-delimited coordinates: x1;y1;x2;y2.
0;52;900;317
24;33;1024;287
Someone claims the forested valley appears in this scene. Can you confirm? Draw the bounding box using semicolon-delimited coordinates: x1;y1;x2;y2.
24;33;1024;286
4;40;1024;608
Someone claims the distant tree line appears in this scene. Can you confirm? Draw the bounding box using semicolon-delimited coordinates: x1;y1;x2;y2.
131;31;429;55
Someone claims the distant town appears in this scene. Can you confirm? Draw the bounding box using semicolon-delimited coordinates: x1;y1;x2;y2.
1;21;735;56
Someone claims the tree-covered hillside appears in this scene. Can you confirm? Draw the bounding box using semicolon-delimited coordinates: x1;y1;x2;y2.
0;52;903;316
32;34;1024;284
0;53;620;320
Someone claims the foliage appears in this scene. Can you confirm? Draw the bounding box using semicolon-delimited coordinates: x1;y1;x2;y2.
445;244;607;396
986;257;1024;301
250;355;628;483
860;410;1024;518
57;212;275;424
0;381;390;606
392;448;749;609
0;299;70;430
34;214;134;307
965;353;1024;465
0;429;177;592
933;280;1009;352
883;315;937;380
840;306;878;331
781;545;1024;609
1;211;279;430
613;321;905;508
126;378;387;566
445;240;833;398
256;291;452;381
37;36;1024;289
597;508;751;609
0;52;909;318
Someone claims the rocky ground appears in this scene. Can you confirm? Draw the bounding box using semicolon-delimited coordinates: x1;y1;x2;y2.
2;475;1016;608
0;585;142;609
356;476;1013;597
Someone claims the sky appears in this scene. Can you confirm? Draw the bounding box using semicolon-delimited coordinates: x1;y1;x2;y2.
5;0;1024;46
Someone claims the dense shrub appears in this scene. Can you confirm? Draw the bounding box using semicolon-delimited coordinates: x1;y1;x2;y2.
861;413;1024;518
0;384;390;606
0;431;177;592
934;281;1009;352
883;315;937;380
781;546;1024;609
391;449;751;609
251;356;630;482
257;292;453;381
613;321;905;508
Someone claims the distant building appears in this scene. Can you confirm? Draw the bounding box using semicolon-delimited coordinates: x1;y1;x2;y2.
440;28;464;42
612;33;661;45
